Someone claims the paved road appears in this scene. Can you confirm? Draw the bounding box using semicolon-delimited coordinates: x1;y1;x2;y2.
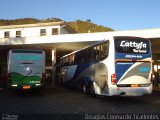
0;86;159;120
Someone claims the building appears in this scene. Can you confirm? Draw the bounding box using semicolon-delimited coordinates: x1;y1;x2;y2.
0;22;160;86
0;21;76;38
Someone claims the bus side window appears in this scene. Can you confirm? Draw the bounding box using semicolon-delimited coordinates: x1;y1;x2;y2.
94;46;98;61
80;51;85;64
80;49;90;64
76;52;83;64
69;55;72;65
74;53;78;64
93;41;109;62
63;57;69;66
83;48;90;63
69;54;75;65
97;45;101;60
67;57;69;65
94;45;101;61
100;42;109;60
71;54;75;64
89;47;95;62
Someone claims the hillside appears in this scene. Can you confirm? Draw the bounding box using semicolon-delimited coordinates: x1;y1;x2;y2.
0;18;114;33
67;20;113;33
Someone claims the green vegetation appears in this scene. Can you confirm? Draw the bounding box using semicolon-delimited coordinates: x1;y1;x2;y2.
0;18;113;33
0;18;62;26
0;18;40;26
67;20;113;33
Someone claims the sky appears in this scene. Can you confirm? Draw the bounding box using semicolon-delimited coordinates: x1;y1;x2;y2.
0;0;160;30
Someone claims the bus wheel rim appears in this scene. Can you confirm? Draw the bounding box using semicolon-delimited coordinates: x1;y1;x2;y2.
83;84;87;93
90;84;95;95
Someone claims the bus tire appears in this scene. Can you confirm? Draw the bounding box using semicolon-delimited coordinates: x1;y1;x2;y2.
82;82;89;94
89;83;96;96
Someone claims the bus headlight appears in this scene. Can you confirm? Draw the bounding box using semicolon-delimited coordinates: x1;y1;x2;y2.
12;84;18;87
35;84;41;86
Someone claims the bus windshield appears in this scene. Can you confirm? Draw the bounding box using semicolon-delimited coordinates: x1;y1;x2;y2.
114;37;150;54
9;50;44;65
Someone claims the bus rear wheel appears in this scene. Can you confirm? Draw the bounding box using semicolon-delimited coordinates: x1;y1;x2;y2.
89;83;95;96
82;83;89;94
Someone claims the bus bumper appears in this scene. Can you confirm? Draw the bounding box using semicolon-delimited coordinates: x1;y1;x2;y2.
9;84;43;90
109;84;153;96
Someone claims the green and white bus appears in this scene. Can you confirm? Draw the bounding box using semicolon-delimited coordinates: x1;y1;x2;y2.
7;49;46;89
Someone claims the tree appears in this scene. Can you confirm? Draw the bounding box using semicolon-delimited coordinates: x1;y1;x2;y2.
86;19;91;23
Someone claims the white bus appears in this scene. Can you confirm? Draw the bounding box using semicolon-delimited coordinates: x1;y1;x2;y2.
7;49;46;89
59;36;153;96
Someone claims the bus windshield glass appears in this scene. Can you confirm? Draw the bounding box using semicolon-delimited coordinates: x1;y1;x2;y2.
114;37;150;54
10;51;44;65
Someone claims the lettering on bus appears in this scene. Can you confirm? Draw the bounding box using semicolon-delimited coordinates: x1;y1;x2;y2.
125;55;142;59
120;41;147;53
139;67;150;73
120;41;147;49
16;55;39;61
115;37;150;54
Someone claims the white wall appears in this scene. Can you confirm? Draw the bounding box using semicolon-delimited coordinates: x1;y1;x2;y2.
0;25;61;38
